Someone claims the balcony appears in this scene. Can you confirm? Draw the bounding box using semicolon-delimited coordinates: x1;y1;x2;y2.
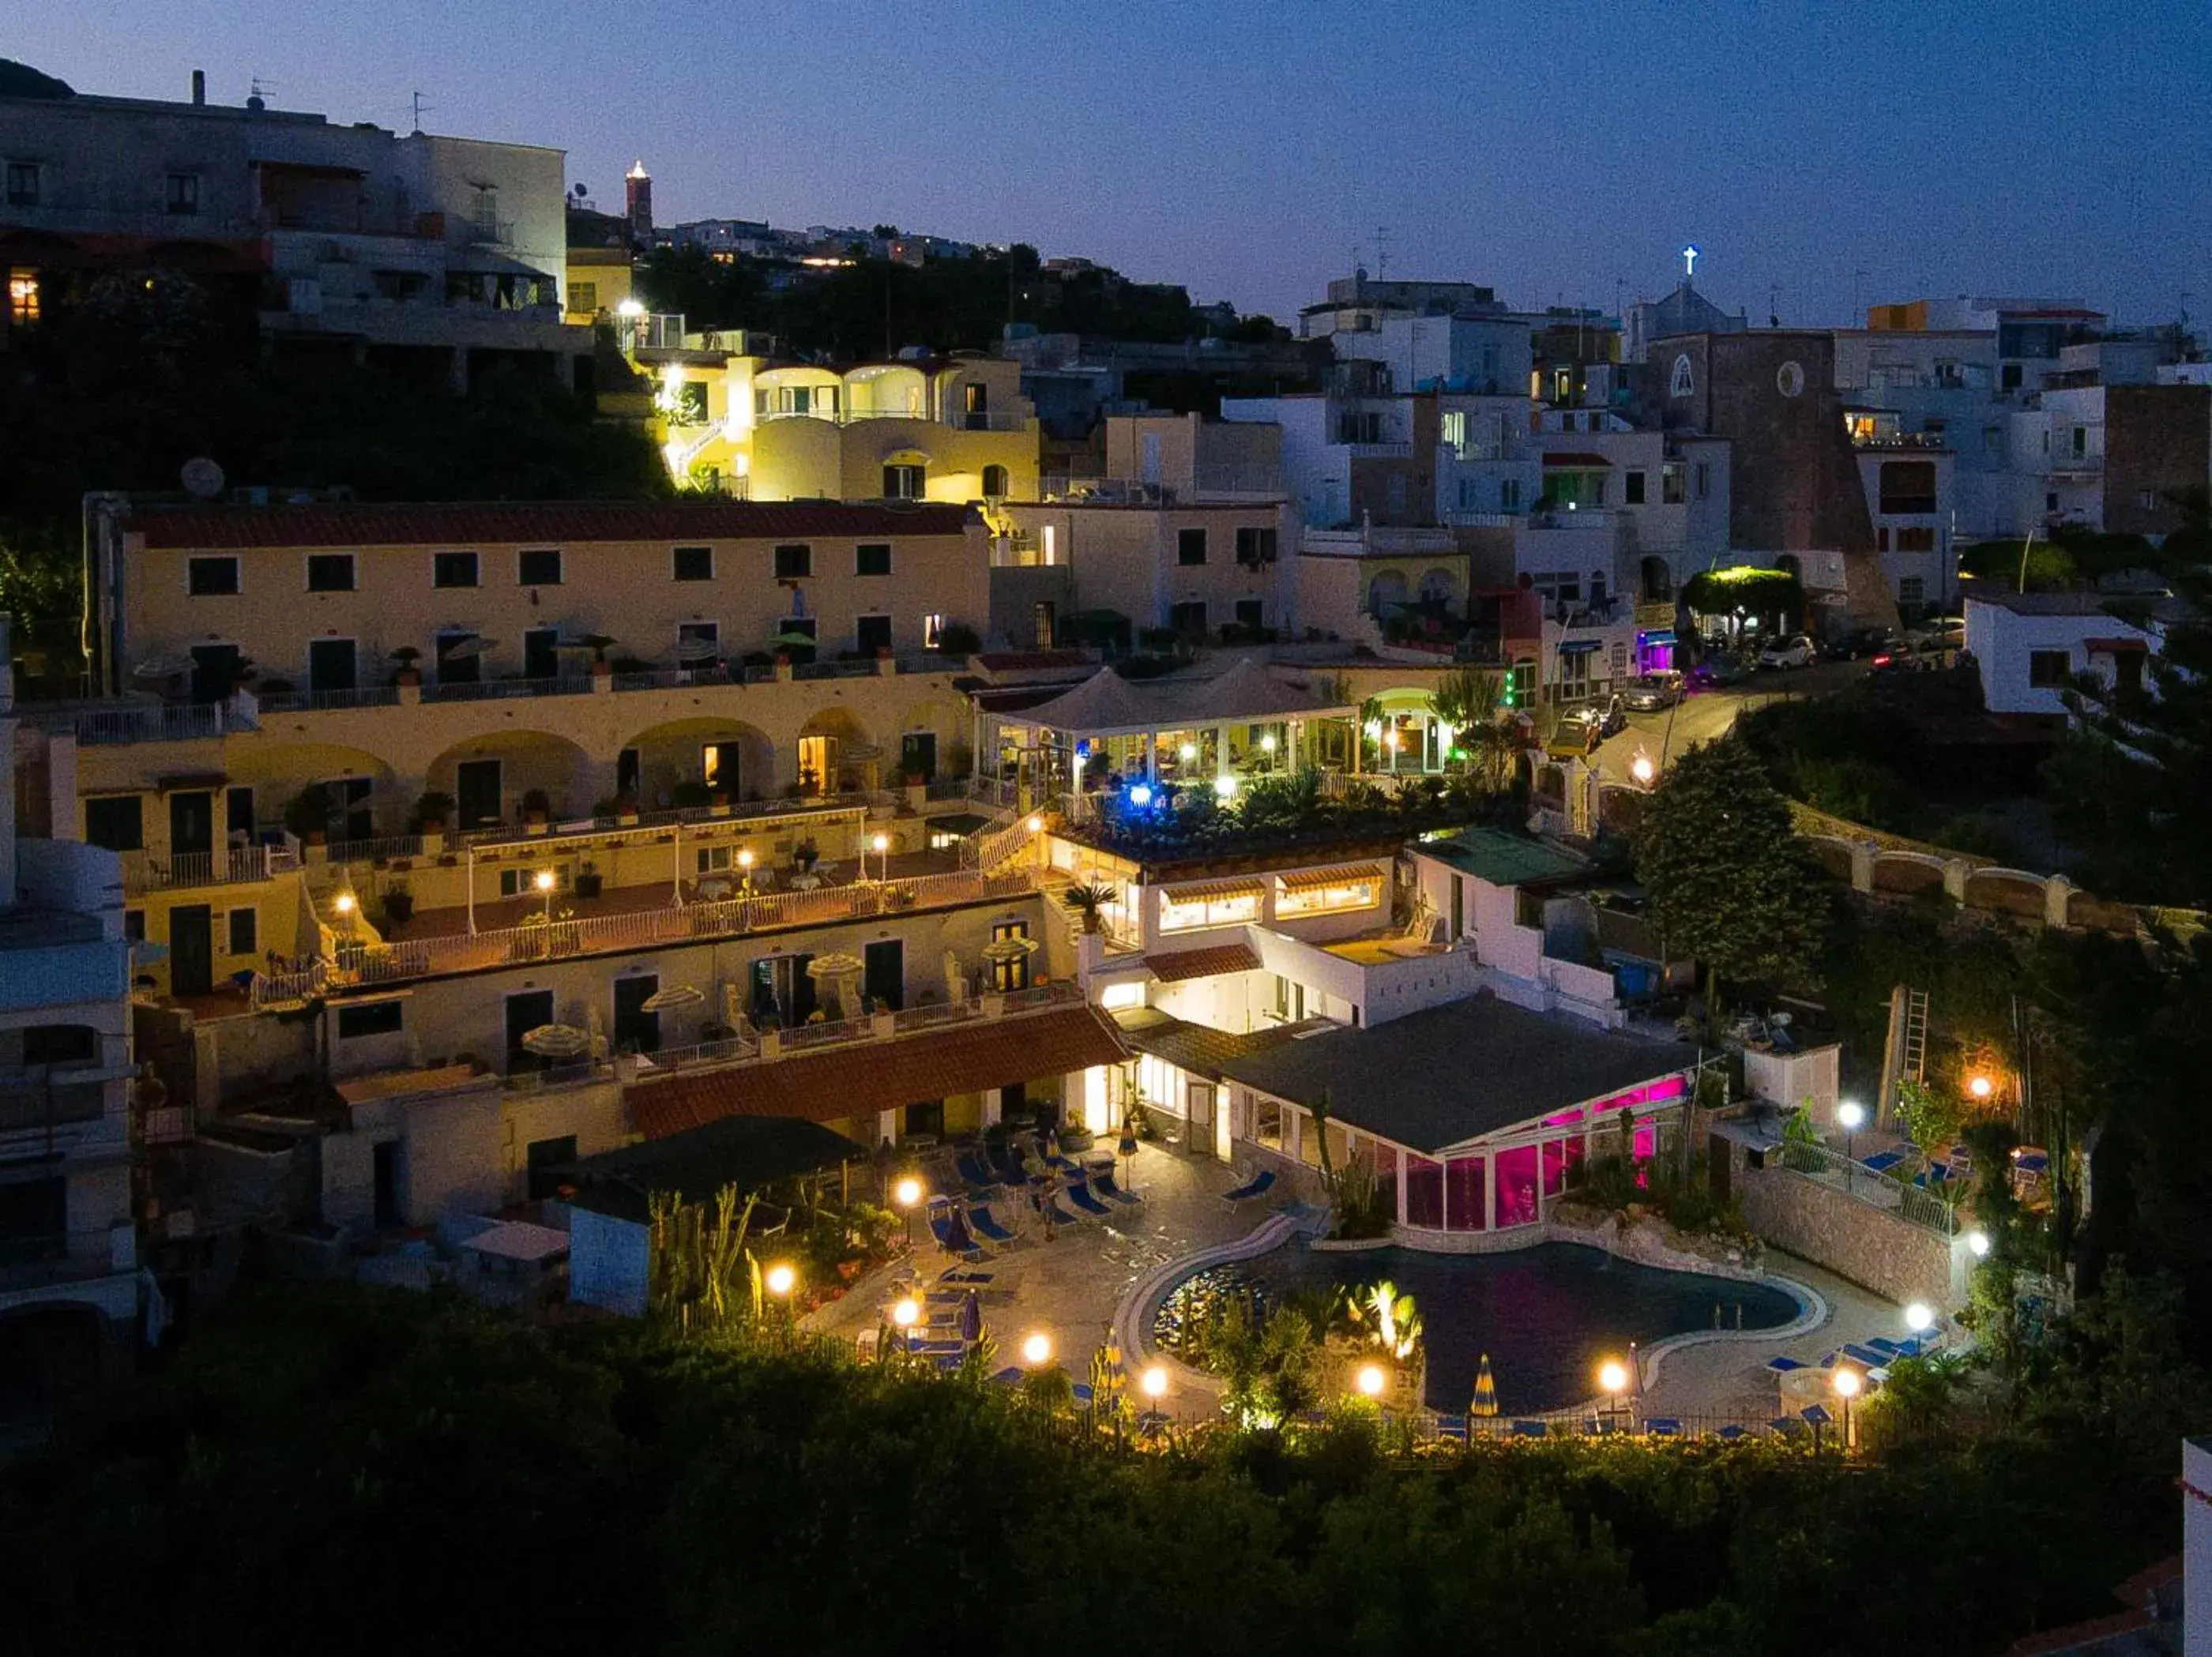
25;699;255;747
264;862;1040;998
755;405;1032;431
1300;525;1458;558
1344;441;1413;460
121;841;302;897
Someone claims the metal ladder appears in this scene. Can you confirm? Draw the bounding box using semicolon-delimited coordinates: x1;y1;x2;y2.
1902;987;1930;1084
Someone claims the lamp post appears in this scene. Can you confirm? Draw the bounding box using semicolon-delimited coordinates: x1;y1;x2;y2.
534;866;556;925
1141;1365;1168;1407
1629;747;1657;788
1597;1358;1631;1433
1355;1362;1386;1402
1966;1227;1992;1259
1021;1331;1053;1369
1837;1099;1865;1193
1904;1302;1935;1344
893;1174;923;1254
737;847;754;894
869;832;889;881
766;1261;796;1341
1832;1366;1861;1452
1967;1073;1994;1103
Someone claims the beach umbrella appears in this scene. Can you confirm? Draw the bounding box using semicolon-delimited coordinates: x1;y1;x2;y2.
520;1023;591;1059
640;983;705;1013
959;1291;982;1344
766;629;819;649
805;951;865;980
132;655;190;679
674;636;720;663
981;935;1038;965
1472;1353;1499;1417
441;634;494;659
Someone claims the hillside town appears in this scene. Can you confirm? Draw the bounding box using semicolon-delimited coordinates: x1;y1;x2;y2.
2;37;2210;1657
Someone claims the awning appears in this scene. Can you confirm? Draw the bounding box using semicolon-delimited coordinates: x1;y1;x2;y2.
1277;862;1384;895
1542;452;1614;467
2082;637;2147;653
1637;629;1676;645
1161;877;1266;906
1144;942;1261;983
626;1003;1130;1139
1557;639;1604;654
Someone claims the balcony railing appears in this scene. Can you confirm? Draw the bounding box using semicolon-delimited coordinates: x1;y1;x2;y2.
257;685;404;713
423;675;589;704
27;699;256;746
754;405;1031;431
301;866;1039;990
122;841;301;896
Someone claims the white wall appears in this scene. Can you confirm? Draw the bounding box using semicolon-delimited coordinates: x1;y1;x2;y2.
1964;597;2161;716
568;1205;649;1317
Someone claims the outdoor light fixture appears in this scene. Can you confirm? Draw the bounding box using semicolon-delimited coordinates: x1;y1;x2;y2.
1127;783;1153;808
1260;733;1277;753
1630;750;1657;787
1597;1359;1629;1396
891;1298;920;1328
332;892;356;915
534;869;556;892
1837;1100;1866;1132
893;1176;922;1208
1178;742;1197;762
738;848;754;867
871;831;890;880
1021;1332;1053;1366
1140;1366;1168;1400
1968;1074;1994;1100
766;1263;796;1298
1904;1302;1934;1334
1213;775;1237;800
1967;1229;1992;1258
1832;1368;1861;1403
1026;816;1043;833
1355;1364;1386;1398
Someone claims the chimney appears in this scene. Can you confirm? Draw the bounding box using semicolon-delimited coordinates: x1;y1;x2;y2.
625;160;653;242
191;69;206;105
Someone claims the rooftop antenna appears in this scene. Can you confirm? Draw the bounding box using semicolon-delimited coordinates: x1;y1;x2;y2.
1770;284;1781;328
246;75;272;111
1373;225;1390;280
411;90;434;133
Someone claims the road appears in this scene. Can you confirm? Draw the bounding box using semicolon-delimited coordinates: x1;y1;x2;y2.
1586;658;1868;781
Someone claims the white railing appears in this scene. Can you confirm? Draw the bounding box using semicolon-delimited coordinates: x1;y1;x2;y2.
250;959;329;1009
332;866;1038;987
33;698;257;746
961;813;1035;874
325;834;428;866
256;686;403;713
122;843;299;896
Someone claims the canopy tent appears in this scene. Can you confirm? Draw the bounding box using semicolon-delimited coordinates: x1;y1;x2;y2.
995;660;1357;738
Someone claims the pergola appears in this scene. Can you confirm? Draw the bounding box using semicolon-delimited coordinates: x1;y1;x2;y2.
991;660;1359;815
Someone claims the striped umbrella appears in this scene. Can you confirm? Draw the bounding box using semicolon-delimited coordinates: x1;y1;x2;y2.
640;983;705;1013
1471;1353;1499;1417
520;1023;591;1059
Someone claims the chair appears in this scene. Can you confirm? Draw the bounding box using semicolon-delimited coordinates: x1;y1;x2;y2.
926;1212;981;1261
1510;1420;1548;1439
1435;1414;1469;1441
968;1204;1018;1245
955;1150;999;1190
1038;1197;1083;1228
1221;1167;1277;1206
1093;1167;1144;1206
1645;1418;1683;1437
1064;1178;1115;1219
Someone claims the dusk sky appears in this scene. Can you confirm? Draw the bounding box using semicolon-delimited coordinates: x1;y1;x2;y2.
17;0;2211;329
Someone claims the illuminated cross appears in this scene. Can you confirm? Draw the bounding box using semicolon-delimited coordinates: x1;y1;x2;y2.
1682;244;1700;280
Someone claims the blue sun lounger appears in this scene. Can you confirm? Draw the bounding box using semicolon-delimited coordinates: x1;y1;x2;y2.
1717;1424;1748;1441
1860;1148;1911;1174
1093;1167;1144;1205
1039;1197;1083;1227
1840;1343;1890;1370
1071;1382;1094;1408
1435;1414;1469;1441
1064;1179;1115;1218
990;1366;1024;1386
927;1212;984;1261
1645;1418;1683;1437
939;1267;995;1286
1799;1403;1832;1427
1511;1420;1548;1439
1765;1355;1808;1373
967;1204;1018;1244
1221;1168;1276;1206
955;1150;1000;1190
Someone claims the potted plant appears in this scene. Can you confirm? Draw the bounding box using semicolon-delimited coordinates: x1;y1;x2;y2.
671;778;712;810
578;633;617;677
792;836;819;874
616;795;641;826
382;881;414;927
521;787;552;832
574;862;604;900
408;790;454;836
284;782;333;845
1060;882;1115;935
389;644;423;687
708;786;732;815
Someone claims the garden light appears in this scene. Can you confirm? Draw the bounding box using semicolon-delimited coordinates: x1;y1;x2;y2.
1140;1366;1168;1400
871;832;888;853
1021;1332;1053;1366
1904;1302;1934;1334
1968;1074;1994;1100
1967;1229;1992;1258
891;1298;919;1328
535;869;556;892
1837;1100;1866;1132
1213;775;1237;800
1597;1359;1630;1396
1630;750;1657;786
1355;1364;1386;1398
1260;733;1277;753
1831;1368;1862;1400
332;892;356;915
1025;816;1043;833
1178;742;1196;762
893;1176;922;1208
1127;783;1153;808
765;1263;796;1298
738;847;754;869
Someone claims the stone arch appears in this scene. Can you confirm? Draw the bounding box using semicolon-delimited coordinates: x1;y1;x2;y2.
619;715;776;808
797;706;876;795
1367;570;1409;617
227;741;402;840
423;729;596;828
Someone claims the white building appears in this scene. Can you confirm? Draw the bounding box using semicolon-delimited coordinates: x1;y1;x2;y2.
0;614;145;1420
1962;588;2179;717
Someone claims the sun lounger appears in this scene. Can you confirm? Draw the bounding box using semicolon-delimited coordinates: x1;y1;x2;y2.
1798;1403;1832;1427
1064;1179;1115;1219
893;1334;968;1356
1093;1167;1144;1205
1435;1414;1469;1441
1765;1355;1808;1373
1221;1168;1276;1205
968;1204;1018;1244
927;1212;986;1261
1840;1343;1890;1369
1717;1424;1748;1441
1070;1382;1093;1408
938;1267;995;1286
956;1151;999;1189
1038;1197;1083;1228
1137;1411;1170;1436
1770;1417;1804;1437
989;1366;1024;1386
930;1352;965;1372
1511;1420;1548;1439
1645;1418;1683;1437
1860;1149;1910;1173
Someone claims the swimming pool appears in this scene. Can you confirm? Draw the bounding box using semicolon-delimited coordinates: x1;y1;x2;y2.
1154;1242;1802;1414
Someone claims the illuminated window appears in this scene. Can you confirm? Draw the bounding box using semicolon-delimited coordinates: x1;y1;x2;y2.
6;272;36;326
1275;867;1382;918
1159;881;1261;933
923;613;946;649
570;281;597;314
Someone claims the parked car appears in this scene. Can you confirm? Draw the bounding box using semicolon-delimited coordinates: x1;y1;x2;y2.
1620;672;1683;712
1826;626;1903;660
1757;633;1818;670
1686;652;1753;689
1544;695;1627;758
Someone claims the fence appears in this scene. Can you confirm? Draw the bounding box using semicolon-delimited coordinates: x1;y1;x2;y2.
1772;1138;1958;1235
122;841;301;896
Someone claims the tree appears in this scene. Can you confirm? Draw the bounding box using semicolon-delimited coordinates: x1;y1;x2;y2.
1632;735;1828;1016
1426;667;1499;772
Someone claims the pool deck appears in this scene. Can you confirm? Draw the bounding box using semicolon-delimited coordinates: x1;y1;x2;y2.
806;1143;1913;1427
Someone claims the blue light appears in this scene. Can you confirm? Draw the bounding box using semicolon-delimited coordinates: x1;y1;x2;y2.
1075;739;1091;761
1128;783;1153;808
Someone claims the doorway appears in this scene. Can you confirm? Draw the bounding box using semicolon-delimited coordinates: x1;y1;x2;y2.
503;988;555;1073
168;791;214;859
1187;1082;1217;1151
456;759;502;829
749;954;815;1027
863;938;904;1012
371;1140;401;1226
308;638;357;696
613;973;661;1054
898;732;936;783
525;1135;578;1201
188;643;242;704
169;904;213;996
522;627;559;682
796;735;837;797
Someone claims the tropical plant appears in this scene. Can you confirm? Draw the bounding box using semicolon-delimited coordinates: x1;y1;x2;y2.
520;787;552;819
1329;1152;1392;1240
647;1183;761;1335
1346;1279;1424;1362
408;790;454;832
1059;881;1115;934
1426;667;1501;771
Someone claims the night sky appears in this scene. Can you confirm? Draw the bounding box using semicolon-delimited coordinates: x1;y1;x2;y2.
18;0;2211;328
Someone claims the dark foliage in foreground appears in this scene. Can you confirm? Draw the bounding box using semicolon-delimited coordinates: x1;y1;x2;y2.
0;1277;2191;1657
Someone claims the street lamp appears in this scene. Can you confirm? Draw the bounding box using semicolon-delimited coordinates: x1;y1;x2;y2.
737;847;754;892
1966;1228;1992;1259
331;890;356;925
1025;815;1043;834
1904;1302;1934;1336
534;866;556;924
1629;748;1657;787
1140;1365;1168;1402
1837;1099;1866;1193
1967;1073;1994;1102
870;832;890;881
1355;1363;1386;1400
1213;774;1237;801
893;1174;923;1253
890;1297;920;1329
765;1261;796;1299
1021;1332;1053;1368
1831;1366;1862;1451
1597;1358;1631;1432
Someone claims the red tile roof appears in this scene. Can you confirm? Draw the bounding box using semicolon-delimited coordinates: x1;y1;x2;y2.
130;499;976;550
626;1004;1129;1140
1145;943;1262;983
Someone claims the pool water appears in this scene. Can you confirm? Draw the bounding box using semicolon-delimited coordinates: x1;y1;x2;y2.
1157;1242;1800;1414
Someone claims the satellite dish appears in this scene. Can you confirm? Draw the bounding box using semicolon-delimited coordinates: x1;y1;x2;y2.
180;457;225;499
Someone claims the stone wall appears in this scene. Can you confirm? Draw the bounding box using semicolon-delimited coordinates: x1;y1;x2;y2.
1734;1153;1962;1306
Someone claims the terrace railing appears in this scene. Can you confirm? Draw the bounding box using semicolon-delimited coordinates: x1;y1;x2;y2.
122;841;302;896
1775;1140;1958;1235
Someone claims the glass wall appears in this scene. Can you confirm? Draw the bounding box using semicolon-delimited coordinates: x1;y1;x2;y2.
1493;1144;1540;1229
1443;1155;1488;1231
1405;1154;1443;1227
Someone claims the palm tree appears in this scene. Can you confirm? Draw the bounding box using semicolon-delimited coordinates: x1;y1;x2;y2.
1426;667;1500;772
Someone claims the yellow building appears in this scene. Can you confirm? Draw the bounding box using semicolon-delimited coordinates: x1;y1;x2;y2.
647;351;1040;503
